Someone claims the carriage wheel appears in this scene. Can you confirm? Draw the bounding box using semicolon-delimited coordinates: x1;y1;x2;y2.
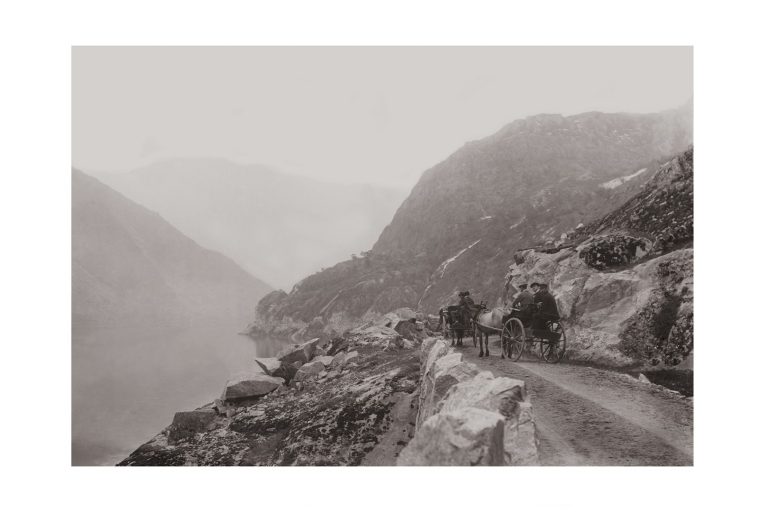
541;320;567;363
502;318;525;361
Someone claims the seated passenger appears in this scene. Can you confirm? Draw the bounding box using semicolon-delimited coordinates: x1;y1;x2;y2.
532;283;560;330
508;283;534;327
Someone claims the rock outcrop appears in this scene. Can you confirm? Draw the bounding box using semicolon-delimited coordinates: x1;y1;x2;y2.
274;338;321;366
502;150;694;368
399;338;539;465
221;373;285;402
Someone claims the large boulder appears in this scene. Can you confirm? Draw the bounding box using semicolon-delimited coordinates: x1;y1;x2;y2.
294;360;325;383
221;373;284;402
276;338;321;366
167;408;217;443
394;319;424;341
416;352;480;427
254;357;281;375
440;373;538;465
330;352;346;368
271;361;299;385
397;407;505;466
311;355;335;367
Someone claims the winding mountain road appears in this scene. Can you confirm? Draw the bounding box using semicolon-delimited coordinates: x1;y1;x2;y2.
459;344;693;465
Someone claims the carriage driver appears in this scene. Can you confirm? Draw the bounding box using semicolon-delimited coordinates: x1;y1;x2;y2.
458;290;475;311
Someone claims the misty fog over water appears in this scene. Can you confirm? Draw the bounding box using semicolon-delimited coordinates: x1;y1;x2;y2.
72;321;291;466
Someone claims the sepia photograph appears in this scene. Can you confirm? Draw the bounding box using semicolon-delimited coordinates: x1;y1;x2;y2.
72;46;693;467
7;1;768;510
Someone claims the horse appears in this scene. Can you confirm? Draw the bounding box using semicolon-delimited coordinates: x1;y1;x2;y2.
472;304;510;358
444;305;471;346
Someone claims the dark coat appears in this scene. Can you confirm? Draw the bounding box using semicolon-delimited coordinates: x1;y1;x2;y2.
534;290;560;319
512;290;534;311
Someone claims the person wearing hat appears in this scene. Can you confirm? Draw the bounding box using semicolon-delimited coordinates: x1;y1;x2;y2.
510;283;534;326
533;283;560;330
458;290;475;310
455;290;475;346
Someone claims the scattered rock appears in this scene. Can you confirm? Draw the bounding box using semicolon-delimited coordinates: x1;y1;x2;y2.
221;373;285;402
330;352;346;368
168;408;218;443
394;319;423;341
638;373;651;384
312;355;334;367
294;360;325;382
254;357;281;375
276;338;321;366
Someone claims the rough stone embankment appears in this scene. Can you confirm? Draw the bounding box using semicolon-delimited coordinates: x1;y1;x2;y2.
398;338;539;465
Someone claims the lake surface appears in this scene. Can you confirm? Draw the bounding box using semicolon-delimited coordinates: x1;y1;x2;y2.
72;320;291;466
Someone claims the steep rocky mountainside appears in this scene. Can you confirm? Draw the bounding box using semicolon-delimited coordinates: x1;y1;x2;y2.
250;105;692;343
72;169;272;333
581;147;693;257
95;159;407;289
504;149;693;367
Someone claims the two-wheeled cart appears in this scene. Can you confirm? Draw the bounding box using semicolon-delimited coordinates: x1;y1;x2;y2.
500;309;567;363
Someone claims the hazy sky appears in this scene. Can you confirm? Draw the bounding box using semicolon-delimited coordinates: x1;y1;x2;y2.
73;47;692;187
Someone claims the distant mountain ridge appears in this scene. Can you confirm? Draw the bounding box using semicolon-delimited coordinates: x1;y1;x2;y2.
94;159;408;289
249;103;693;339
72;169;272;333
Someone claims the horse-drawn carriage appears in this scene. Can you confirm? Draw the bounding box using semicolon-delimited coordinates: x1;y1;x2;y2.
473;305;567;363
440;305;474;346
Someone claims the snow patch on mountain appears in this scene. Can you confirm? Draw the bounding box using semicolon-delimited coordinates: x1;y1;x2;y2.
438;240;481;278
600;168;648;190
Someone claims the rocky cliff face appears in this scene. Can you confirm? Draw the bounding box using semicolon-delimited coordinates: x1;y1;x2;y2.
504;149;694;367
250;106;693;351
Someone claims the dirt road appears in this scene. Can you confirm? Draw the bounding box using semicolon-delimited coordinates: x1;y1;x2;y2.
460;345;693;465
